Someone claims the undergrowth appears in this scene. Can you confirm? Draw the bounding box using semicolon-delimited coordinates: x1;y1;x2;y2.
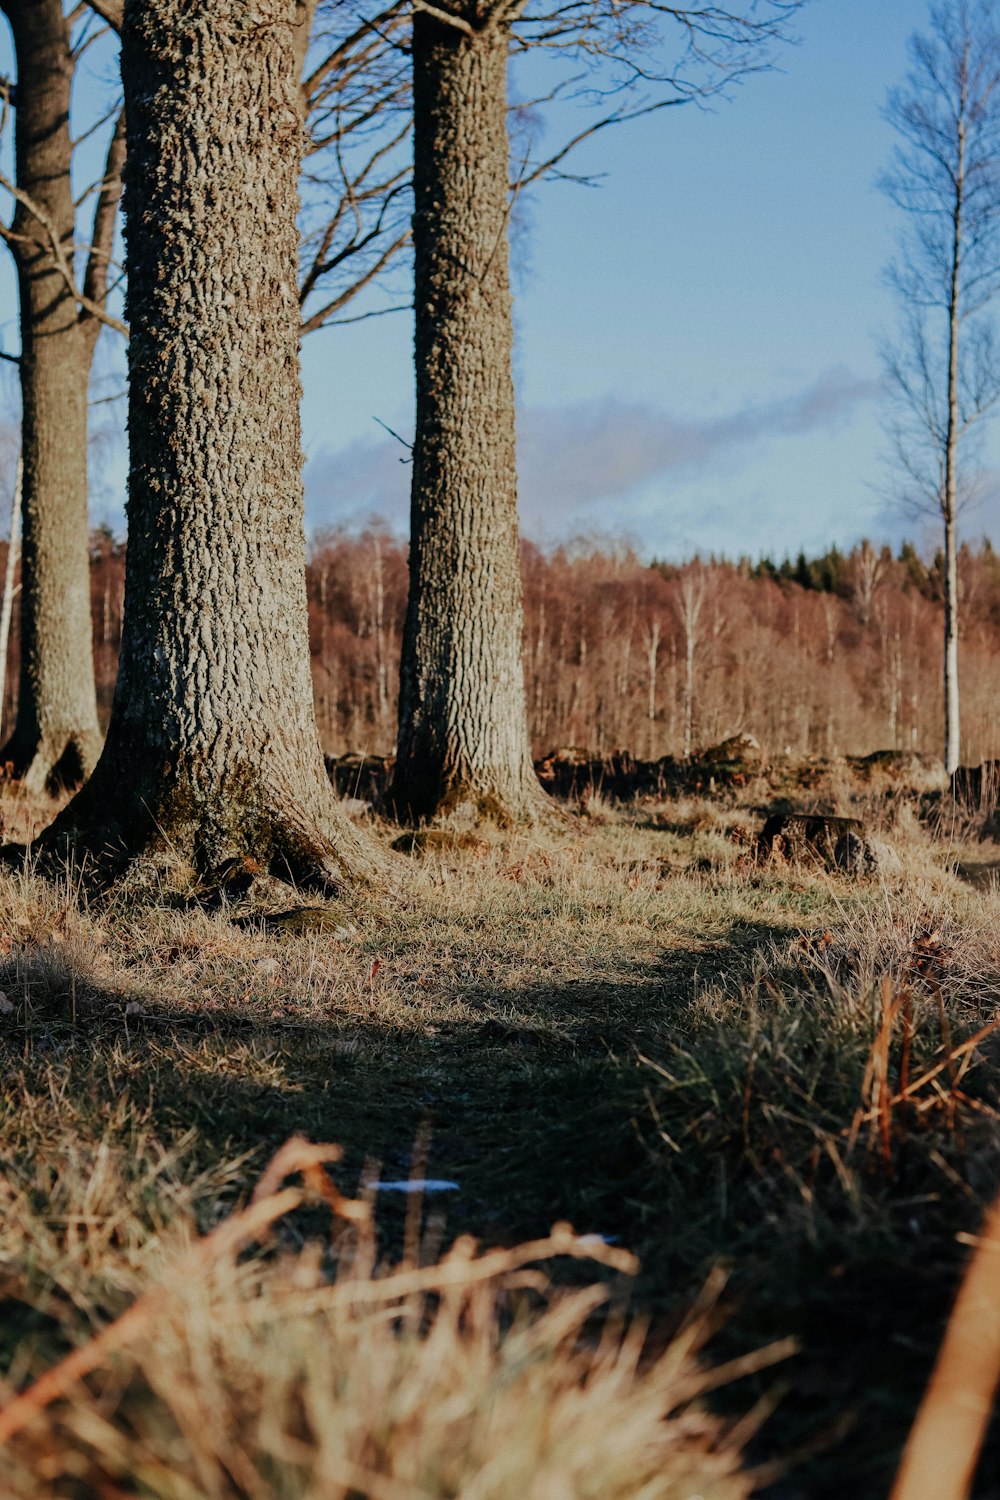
0;774;998;1495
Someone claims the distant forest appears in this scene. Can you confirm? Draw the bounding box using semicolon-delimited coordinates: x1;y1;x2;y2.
16;528;1000;769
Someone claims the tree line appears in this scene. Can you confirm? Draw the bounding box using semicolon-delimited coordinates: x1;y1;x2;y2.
6;528;1000;772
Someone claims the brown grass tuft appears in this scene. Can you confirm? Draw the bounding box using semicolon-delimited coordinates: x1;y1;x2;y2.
0;1136;769;1499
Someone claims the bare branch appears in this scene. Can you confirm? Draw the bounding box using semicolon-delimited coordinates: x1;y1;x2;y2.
318;301;411;326
303;6;408;107
301;229;411;334
413;0;476;35
0;165;128;337
71;97;121;153
82;107;126;325
373;413;414;449
72;17;114;60
300;171;408;302
512;94;685;190
83;0;121;31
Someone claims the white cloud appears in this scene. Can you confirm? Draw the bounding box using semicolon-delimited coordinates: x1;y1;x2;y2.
304;365;881;551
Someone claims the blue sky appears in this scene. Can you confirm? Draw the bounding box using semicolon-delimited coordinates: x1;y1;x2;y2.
304;0;957;560
2;0;992;562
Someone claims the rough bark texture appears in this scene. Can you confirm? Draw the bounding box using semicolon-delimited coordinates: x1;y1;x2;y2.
390;13;544;826
0;459;21;743
0;0;105;793
44;0;385;888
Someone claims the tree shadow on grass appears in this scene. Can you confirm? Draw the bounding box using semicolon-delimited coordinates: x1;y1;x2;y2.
0;914;799;1278
1;923;995;1497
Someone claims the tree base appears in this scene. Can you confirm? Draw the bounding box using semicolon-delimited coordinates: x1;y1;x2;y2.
0;727;103;797
23;755;390;896
386;766;559;831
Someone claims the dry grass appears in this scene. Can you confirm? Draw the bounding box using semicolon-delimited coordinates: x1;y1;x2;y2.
2;768;1000;1494
0;1135;768;1500
891;1181;1000;1500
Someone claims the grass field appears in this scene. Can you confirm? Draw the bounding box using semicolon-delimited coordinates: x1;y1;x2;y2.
1;768;999;1497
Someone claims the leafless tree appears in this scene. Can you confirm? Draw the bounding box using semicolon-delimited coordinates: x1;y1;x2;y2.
0;1;125;792
389;0;805;824
0;0;411;808
848;539;885;627
42;0;388;889
670;565;706;758
881;0;1000;774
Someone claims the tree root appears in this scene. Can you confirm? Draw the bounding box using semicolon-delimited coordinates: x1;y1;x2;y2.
0;728;103;797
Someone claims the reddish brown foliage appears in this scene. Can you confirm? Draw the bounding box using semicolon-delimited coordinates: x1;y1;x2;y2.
6;526;1000;764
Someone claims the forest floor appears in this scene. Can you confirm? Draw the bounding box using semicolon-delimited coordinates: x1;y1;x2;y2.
1;764;1000;1497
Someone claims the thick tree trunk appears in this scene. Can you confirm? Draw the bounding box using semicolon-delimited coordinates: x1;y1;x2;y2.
389;13;544;826
0;0;103;793
42;0;385;889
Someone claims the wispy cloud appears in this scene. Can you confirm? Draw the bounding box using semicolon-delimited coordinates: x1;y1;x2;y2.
303;365;881;544
516;366;880;525
306;430;413;533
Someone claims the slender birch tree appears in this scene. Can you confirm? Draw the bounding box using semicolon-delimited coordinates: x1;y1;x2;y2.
389;0;804;824
41;0;387;889
882;0;1000;775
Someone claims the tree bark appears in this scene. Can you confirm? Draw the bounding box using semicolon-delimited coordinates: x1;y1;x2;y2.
0;457;21;744
944;508;960;773
389;12;544;826
42;0;386;889
943;116;964;777
0;0;105;793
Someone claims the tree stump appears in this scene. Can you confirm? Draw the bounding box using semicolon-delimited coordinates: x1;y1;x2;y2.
759;813;876;873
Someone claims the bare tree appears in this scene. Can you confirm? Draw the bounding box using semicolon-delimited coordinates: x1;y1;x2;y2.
0;0;410;812
642;616;661;757
389;0;804;824
0;1;125;793
671;565;706;758
41;0;388;889
881;0;1000;774
848;539;885;627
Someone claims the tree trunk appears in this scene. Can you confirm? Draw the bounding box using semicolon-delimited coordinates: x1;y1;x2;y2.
645;619;659;758
683;632;694;758
389;13;543;826
42;0;385;889
0;456;21;744
943;115;965;777
0;0;103;794
944;509;960;773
